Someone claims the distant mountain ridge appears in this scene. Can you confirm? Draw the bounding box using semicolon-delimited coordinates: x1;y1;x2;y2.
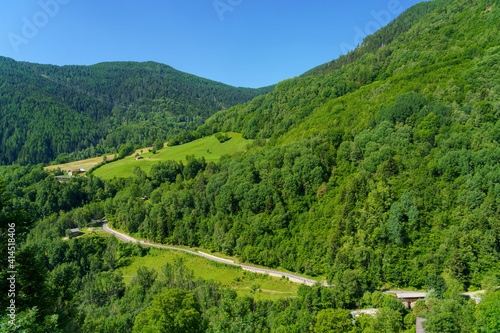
301;0;445;77
0;58;273;165
2;1;500;331
198;0;498;143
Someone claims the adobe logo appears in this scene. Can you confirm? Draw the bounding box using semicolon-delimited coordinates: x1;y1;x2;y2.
8;0;71;53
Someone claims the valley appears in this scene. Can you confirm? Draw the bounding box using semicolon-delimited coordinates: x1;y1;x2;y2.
1;1;500;332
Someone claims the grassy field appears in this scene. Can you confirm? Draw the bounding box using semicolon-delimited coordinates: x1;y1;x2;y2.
44;154;116;173
116;247;299;301
93;133;251;179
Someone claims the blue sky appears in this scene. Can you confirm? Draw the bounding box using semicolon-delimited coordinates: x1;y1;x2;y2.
0;0;426;88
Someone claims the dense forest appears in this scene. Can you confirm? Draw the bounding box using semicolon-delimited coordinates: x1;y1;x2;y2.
1;0;500;332
0;164;499;332
0;58;273;165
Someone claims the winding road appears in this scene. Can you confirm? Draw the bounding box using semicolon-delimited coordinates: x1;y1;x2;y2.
101;224;493;301
102;223;327;286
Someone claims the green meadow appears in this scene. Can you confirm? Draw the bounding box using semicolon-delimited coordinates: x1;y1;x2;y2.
93;133;251;179
116;247;299;301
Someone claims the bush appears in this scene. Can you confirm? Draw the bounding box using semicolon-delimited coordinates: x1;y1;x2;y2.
214;133;231;143
118;143;134;159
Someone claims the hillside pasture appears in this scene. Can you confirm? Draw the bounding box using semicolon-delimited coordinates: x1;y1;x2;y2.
117;247;299;301
44;154;116;173
93;133;251;179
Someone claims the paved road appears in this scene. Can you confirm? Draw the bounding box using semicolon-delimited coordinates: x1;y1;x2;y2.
102;223;326;286
380;289;492;304
102;223;500;303
100;224;493;297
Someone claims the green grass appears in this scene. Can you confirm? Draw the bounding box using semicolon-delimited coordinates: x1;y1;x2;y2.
93;133;251;179
116;247;299;301
107;222;321;282
44;154;115;173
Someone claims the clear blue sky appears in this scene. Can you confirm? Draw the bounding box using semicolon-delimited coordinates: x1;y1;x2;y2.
0;0;426;88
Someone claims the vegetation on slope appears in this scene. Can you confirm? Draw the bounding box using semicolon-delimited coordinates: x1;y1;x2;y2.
92;132;252;179
301;0;445;77
116;247;300;301
1;0;500;332
44;154;116;174
0;58;272;166
198;0;499;143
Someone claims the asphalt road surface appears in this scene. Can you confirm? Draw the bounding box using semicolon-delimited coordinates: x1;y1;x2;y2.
102;223;325;286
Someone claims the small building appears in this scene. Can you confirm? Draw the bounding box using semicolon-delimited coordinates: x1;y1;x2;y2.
135;156;144;160
68;169;83;176
394;292;427;308
69;228;80;237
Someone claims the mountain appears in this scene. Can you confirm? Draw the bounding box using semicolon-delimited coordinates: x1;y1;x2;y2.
198;0;498;143
121;0;500;285
301;0;445;77
0;58;273;165
2;0;500;332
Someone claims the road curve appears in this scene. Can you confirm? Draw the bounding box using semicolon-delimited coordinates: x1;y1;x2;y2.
102;223;326;287
101;224;493;296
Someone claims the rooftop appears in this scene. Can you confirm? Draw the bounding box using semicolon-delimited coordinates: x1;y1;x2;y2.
395;292;427;299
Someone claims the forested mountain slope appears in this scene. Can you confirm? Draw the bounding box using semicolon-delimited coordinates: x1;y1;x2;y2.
198;0;498;142
0;58;272;165
301;0;445;77
2;0;500;332
115;0;500;286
